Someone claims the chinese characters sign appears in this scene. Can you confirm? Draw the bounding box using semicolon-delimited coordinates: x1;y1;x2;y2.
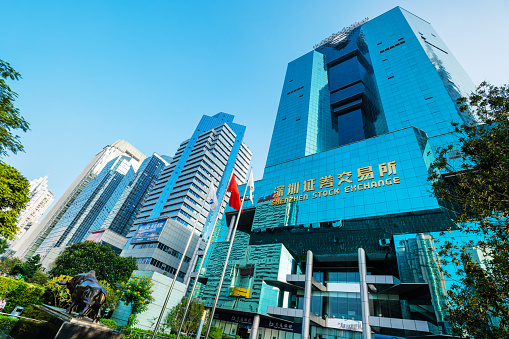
271;160;401;205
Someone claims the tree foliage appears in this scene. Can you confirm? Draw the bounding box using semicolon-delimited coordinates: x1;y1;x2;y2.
0;59;30;157
118;274;154;326
0;238;8;255
429;82;509;338
27;269;49;285
0;59;30;241
0;161;30;239
44;275;73;308
0;257;22;275
10;254;42;280
99;279;120;312
49;241;137;284
163;297;205;334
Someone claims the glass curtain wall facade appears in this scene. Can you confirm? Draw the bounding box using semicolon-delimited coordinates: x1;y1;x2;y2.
198;7;475;339
90;153;170;237
22;140;145;259
34;155;140;267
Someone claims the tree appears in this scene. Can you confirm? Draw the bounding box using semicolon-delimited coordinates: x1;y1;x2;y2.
163;297;205;334
0;257;22;275
0;238;8;255
0;59;30;157
27;269;49;285
10;254;42;280
49;241;137;284
117;274;154;327
0;59;30;241
429;82;509;338
0;162;30;239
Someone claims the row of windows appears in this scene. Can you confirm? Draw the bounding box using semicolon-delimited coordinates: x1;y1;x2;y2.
379;40;405;54
157;242;191;263
179;209;196;222
132;242;157;250
174;216;189;227
287;86;304;95
150;258;185;279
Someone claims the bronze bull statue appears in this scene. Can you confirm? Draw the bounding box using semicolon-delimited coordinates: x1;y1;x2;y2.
58;270;107;322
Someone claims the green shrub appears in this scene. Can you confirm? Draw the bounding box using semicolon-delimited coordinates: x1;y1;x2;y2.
0;276;45;313
208;326;223;339
0;314;18;329
100;318;117;328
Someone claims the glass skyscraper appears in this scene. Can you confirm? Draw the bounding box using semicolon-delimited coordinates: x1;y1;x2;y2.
22;140;146;260
35;156;143;268
198;7;475;339
34;155;142;267
82;153;170;253
112;113;252;330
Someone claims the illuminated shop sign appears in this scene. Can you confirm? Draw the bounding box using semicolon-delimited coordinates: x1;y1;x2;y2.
271;160;401;205
326;318;363;332
131;220;166;243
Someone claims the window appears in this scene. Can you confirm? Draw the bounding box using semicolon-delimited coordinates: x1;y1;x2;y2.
286;86;304;95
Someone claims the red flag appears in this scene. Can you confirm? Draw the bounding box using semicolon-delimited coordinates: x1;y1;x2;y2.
228;174;242;212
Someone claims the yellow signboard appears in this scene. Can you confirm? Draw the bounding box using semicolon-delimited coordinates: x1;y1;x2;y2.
230;286;250;298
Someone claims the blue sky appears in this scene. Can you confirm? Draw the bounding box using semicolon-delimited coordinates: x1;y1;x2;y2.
3;0;508;202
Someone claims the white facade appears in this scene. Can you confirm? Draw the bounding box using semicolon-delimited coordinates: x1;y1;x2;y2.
6;176;54;257
15;176;54;238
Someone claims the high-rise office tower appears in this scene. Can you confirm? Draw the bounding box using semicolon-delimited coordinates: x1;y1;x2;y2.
21;140;145;260
5;176;54;258
112;113;252;330
83;153;170;253
198;7;475;339
34;155;141;267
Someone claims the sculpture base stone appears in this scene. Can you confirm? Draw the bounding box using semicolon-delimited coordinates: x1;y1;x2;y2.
8;305;124;339
54;322;124;339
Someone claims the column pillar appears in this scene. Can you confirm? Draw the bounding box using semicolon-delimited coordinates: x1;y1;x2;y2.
225;215;236;242
250;314;260;339
301;250;313;339
196;309;207;338
358;248;371;339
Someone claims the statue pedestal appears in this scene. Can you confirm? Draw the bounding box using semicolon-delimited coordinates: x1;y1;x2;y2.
54;321;124;339
8;305;124;339
41;305;124;339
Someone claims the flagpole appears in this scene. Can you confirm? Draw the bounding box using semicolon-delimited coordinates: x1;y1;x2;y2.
204;167;252;339
150;184;214;339
175;175;233;339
